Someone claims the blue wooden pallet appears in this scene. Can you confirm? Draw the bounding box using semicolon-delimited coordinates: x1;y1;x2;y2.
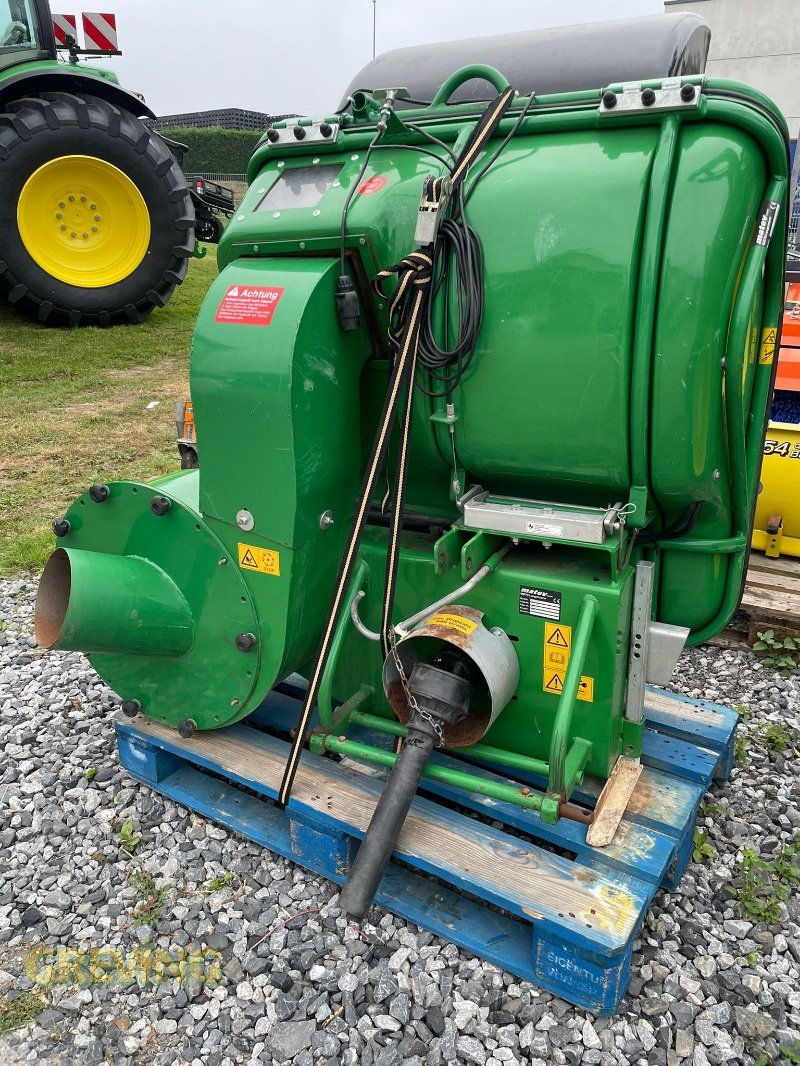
115;685;738;1015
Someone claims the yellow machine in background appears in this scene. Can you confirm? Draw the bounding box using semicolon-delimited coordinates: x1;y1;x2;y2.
753;284;800;558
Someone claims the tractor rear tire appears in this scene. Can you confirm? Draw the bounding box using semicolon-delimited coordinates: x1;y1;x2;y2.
0;92;195;326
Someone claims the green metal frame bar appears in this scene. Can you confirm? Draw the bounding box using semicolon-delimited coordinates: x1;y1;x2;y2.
347;709;551;778
310;588;596;819
629;113;680;526
316;559;369;729
542;594;598;822
317;733;545;812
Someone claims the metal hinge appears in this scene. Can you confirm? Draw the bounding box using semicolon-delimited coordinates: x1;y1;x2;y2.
599;78;703;116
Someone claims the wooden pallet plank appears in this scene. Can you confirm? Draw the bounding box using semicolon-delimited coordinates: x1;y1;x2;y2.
417;752;674;888
747;554;800;579
640;731;718;784
745;569;800;595
644;688;739;752
117;717;646;953
740;585;800;625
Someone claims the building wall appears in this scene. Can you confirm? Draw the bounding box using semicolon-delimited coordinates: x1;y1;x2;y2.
665;0;800;134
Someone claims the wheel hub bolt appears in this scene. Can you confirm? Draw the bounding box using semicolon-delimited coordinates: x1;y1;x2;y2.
60;225;66;231
90;203;97;210
95;215;101;222
178;719;197;738
68;195;75;201
121;699;141;717
91;226;98;233
55;212;62;219
70;232;76;239
89;483;110;503
52;518;71;537
58;201;65;208
80;195;87;202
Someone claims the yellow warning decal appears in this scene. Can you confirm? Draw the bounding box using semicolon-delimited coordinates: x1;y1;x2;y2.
578;676;594;703
238;542;280;576
543;667;595;703
544;623;571;649
759;326;777;365
544;669;565;694
544;623;572;672
427;612;477;636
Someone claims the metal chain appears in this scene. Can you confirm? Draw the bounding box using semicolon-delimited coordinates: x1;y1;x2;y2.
388;630;445;747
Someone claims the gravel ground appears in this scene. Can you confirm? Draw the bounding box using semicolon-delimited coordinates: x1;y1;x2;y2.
1;574;799;1066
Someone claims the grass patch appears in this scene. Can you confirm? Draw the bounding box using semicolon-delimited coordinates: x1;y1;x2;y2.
758;723;793;754
132;870;170;927
0;991;46;1035
735;734;748;766
201;871;235;893
0;253;217;575
753;630;800;677
117;820;142;854
692;828;716;863
728;833;800;925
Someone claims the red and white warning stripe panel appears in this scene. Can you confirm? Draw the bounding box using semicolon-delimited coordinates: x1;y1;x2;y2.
81;12;118;51
51;13;77;45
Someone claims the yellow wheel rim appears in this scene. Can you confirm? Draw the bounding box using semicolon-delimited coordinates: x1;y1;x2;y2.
17;155;151;288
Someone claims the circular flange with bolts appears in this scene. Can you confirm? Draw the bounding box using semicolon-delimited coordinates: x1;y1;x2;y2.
44;481;261;730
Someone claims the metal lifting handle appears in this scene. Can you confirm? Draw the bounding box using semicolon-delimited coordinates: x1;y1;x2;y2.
430;64;511;108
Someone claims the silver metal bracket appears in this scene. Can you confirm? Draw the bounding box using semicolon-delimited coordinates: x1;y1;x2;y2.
624;564;690;722
414;176;452;245
462;492;626;545
599;78;703;117
264;121;340;147
647;621;690;687
624;561;654;724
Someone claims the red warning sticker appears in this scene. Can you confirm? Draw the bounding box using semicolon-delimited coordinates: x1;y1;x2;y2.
215;285;285;326
359;175;387;196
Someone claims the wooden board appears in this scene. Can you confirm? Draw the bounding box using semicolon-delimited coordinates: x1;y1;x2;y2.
115;685;737;1016
742;553;800;639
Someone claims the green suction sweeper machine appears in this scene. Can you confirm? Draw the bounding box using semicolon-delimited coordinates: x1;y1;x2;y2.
35;13;788;920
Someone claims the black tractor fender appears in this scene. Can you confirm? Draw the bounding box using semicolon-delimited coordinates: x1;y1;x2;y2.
0;67;154;119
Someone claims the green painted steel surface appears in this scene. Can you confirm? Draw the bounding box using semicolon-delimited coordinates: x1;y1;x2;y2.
38;71;788;811
42;547;193;658
53;478;260;729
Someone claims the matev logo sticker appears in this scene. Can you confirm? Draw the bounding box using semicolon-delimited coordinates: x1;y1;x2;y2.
215;285;285;326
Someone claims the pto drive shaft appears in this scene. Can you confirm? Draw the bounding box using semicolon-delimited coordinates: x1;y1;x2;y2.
339;655;473;920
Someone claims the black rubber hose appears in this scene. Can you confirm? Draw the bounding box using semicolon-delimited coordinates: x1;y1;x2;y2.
339;728;434;920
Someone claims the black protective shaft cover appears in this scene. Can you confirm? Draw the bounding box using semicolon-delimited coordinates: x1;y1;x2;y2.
338;13;710;110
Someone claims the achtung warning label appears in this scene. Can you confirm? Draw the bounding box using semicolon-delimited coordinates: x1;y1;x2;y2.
238;542;280;576
359;175;387;195
759;326;777;365
426;612;477;636
215;285;285;326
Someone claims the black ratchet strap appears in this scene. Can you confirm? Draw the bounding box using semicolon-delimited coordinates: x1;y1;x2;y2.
278;85;516;808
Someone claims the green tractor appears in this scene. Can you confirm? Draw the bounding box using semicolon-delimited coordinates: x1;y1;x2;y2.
0;0;193;325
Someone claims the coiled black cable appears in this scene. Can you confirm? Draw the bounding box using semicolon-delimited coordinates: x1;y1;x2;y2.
416;95;536;398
